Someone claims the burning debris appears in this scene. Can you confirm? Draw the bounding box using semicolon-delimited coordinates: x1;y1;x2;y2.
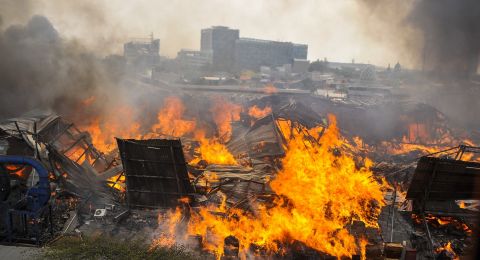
0;93;479;260
2;2;480;259
153;115;388;259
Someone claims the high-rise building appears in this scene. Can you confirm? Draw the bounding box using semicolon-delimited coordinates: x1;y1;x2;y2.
201;26;239;71
234;38;308;71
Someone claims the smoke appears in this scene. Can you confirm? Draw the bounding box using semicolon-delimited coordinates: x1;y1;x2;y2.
405;0;480;130
355;0;422;67
0;15;115;118
0;0;430;66
355;0;480;130
409;0;480;78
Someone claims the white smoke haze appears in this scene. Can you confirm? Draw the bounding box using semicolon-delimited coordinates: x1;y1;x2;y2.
0;0;479;129
0;0;421;67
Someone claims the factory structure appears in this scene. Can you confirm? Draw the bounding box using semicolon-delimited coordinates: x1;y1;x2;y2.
172;26;308;72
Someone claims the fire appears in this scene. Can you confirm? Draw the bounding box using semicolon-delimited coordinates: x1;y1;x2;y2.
210;96;242;142
80;106;142;154
195;172;220;192
107;173;125;192
192;131;237;165
412;214;472;235
436;242;459;260
64;146;94;165
248;105;272;119
263;84;278;94
381;140;447;156
5;164;30;178
151;207;184;249
178;197;191;204
381;130;479;159
154;115;387;259
151;96;196;137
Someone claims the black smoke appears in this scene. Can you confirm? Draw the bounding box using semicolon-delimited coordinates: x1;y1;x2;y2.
410;0;480;79
0;15;113;119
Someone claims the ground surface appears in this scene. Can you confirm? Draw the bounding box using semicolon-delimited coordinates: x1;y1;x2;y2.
0;245;42;259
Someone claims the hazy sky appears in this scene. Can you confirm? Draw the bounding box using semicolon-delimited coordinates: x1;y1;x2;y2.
1;0;421;67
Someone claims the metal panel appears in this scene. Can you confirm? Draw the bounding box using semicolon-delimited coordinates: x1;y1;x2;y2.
116;138;194;208
406;157;480;201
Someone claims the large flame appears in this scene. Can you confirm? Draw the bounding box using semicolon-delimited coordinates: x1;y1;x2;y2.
153;115;387;259
210;96;242;142
151;96;196;137
80;106;142;154
79;96;198;154
191;131;237;165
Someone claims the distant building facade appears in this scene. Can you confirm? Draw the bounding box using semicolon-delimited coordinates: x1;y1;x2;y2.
234;38;308;71
293;44;308;59
124;37;160;68
198;26;308;72
176;49;212;68
201;26;239;71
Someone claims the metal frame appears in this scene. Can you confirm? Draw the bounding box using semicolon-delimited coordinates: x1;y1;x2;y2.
117;138;194;209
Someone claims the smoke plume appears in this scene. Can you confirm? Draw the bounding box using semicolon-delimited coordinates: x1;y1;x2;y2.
0;15;122;120
409;0;480;78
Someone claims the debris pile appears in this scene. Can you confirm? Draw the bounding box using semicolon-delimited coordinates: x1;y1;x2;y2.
0;95;478;259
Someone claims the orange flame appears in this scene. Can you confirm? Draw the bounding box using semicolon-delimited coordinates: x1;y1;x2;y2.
248;105;272;119
191;131;237;165
64;146;95;165
436;242;459;260
107;173;125;192
5;164;30;178
80;106;142;154
210;97;242;142
413;214;472;235
381;129;479;160
151;96;196;137
155;115;387;259
151;207;184;249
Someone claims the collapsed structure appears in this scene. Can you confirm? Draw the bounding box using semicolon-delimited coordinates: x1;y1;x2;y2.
0;94;478;259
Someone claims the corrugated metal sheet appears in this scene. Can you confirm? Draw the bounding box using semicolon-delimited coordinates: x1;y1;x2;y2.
406;157;480;201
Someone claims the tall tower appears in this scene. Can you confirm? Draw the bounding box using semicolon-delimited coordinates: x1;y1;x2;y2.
201;26;239;72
